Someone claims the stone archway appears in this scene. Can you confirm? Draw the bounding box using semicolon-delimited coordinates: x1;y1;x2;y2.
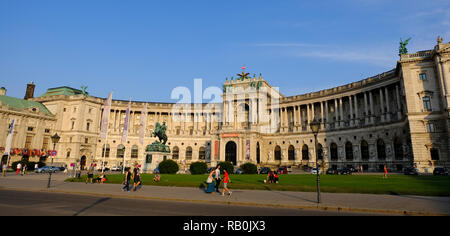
80;156;87;170
225;141;237;165
256;142;260;164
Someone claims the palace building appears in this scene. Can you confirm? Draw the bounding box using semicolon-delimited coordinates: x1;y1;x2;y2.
1;38;449;173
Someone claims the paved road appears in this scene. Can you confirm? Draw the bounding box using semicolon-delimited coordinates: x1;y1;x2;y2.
1;172;449;216
0;189;386;216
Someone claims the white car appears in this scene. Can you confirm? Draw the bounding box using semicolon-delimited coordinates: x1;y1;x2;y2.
310;168;322;175
111;166;122;171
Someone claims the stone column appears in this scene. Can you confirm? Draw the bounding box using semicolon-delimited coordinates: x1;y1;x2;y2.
339;98;344;127
349;96;354;126
364;92;369;124
320;101;325;129
307;104;311;131
334;99;339;128
369;91;374;124
325;101;329;129
396;85;402;120
379;89;385;122
354;95;359;126
385;87;391;122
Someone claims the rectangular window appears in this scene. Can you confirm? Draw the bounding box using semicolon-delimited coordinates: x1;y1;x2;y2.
85;138;89;144
42;137;49;150
419;73;427;81
27;127;34;132
430;148;439;160
66;151;71;158
71;121;75;130
44;129;50;133
25;136;33;149
426;123;436;133
423;96;432;111
86;122;90;131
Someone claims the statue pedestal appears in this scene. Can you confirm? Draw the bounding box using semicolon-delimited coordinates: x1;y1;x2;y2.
143;151;172;173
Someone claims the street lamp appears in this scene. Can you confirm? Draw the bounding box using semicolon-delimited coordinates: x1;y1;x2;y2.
310;120;321;204
48;133;60;188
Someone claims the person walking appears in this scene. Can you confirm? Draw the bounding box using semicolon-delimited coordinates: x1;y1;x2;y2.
132;165;141;191
86;164;94;184
205;169;215;193
122;168;131;192
16;163;22;175
221;169;232;196
2;163;7;176
383;165;388;178
22;164;27;175
214;165;221;193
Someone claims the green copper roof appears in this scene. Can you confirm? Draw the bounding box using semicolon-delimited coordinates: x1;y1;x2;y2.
0;95;53;116
39;86;87;97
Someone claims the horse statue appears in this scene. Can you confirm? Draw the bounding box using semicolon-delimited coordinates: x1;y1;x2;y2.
152;122;168;145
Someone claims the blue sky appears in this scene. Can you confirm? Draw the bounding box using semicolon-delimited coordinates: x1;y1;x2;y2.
1;0;449;102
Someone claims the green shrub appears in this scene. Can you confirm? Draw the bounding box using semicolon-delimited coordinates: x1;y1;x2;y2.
189;162;208;175
240;162;258;174
158;159;179;174
218;161;234;174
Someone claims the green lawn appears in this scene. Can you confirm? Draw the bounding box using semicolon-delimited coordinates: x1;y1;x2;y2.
65;174;450;196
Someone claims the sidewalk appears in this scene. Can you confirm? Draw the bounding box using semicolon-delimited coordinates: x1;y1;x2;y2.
1;172;449;216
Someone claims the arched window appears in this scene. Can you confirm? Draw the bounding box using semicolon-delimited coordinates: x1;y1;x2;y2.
318;144;324;160
172;146;179;160
345;142;353;161
274;146;281;161
102;144;110;158
302;145;309;160
186;146;192;160
361;140;369;160
116;144;125;158
330;143;338;161
394;137;403;160
288;145;295;161
131;145;138;158
377;139;386;160
199;147;206;160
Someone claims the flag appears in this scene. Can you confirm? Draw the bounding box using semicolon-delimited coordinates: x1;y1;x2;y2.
139;103;147;145
122;99;131;143
4;119;14;155
100;92;112;139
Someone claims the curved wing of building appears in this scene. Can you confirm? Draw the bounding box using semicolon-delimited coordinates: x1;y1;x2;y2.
2;39;449;173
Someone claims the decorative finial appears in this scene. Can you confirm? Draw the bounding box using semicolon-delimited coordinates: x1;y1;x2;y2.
437;36;443;44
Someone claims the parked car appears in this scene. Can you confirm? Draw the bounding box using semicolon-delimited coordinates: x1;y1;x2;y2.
234;168;243;174
310;168;322;175
111;166;122;171
97;167;110;171
259;167;271;174
57;166;66;171
326;168;338;175
277;167;288;174
286;166;292;172
35;166;59;173
433;167;449;176
339;167;352;175
403;167;418;175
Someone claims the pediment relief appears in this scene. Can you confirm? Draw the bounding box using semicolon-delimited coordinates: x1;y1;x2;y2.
417;90;434;98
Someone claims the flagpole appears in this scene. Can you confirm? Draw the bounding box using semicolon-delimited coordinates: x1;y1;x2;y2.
100;92;113;173
122;97;132;175
3;120;15;177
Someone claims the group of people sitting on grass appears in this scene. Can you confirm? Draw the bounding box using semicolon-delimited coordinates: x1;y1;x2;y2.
265;171;279;184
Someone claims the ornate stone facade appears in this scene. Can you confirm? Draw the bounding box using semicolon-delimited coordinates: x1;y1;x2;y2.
2;39;449;173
